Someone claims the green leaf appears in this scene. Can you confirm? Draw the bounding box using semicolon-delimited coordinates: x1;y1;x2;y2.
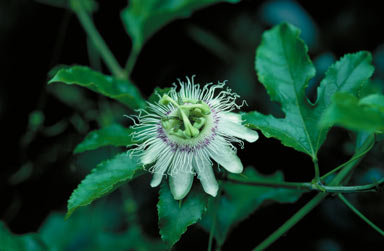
48;65;146;109
74;124;135;153
244;23;374;159
157;182;209;247
359;93;384;112
0;221;46;251
200;168;304;245
121;0;240;53
321;93;384;133
66;153;143;218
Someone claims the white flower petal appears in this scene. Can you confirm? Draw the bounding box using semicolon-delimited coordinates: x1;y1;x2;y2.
219;115;259;143
150;149;174;187
208;138;243;173
220;112;242;123
150;173;164;187
193;154;218;197
141;140;164;165
169;172;194;200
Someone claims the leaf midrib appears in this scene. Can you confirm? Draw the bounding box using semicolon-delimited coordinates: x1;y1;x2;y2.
280;29;316;159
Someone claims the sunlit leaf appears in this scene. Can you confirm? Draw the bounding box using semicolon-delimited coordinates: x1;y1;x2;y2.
121;0;240;61
74;124;135;153
48;65;146;109
157;183;209;247
200;168;304;245
322;93;384;133
244;23;374;159
0;222;46;251
66;153;143;218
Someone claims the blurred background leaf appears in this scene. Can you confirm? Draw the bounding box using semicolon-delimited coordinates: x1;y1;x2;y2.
200;167;305;246
0;222;46;251
121;0;241;73
40;200;166;251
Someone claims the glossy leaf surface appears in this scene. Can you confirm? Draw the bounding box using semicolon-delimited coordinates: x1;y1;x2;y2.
244;23;374;159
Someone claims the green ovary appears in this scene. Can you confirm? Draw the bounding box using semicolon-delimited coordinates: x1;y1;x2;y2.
160;94;211;139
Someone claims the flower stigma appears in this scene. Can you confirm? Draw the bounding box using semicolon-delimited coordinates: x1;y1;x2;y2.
160;94;211;140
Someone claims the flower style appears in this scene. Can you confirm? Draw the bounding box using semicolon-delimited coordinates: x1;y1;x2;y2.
129;76;259;200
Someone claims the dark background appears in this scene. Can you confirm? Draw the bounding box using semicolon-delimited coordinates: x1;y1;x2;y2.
1;0;384;250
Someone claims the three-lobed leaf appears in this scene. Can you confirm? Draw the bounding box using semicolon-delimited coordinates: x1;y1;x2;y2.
157;182;209;247
244;23;374;159
200;168;304;245
66;153;143;218
322;93;384;133
48;65;146;109
74;124;135;153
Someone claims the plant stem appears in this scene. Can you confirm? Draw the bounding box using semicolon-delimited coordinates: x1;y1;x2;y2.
225;177;311;190
254;192;326;251
72;0;126;79
322;179;384;193
125;48;139;76
253;133;375;250
208;185;222;251
313;158;320;182
320;139;375;181
224;177;384;193
338;194;384;237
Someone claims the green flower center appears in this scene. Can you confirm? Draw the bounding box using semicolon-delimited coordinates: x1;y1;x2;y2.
160;94;211;139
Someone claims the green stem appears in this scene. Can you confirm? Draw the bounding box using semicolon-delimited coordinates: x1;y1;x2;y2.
225;177;311;190
253;134;375;250
225;177;384;193
320;139;375;181
125;47;139;76
72;0;125;79
86;37;102;71
313;158;320;182
208;185;222;251
208;217;216;251
254;192;326;251
338;194;384;237
321;179;384;193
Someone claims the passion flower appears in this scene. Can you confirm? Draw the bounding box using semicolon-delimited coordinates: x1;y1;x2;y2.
129;76;258;200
